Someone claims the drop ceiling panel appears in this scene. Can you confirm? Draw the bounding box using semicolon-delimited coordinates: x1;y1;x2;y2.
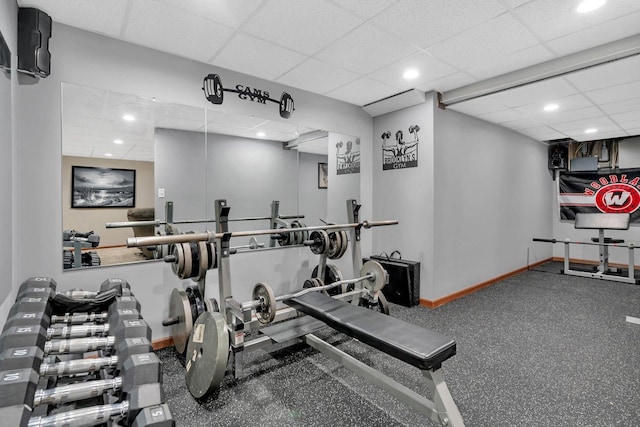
514;0;640;41
501;117;544;130
542;106;604;125
545;10;640;56
418;72;476;93
370;0;506;49
276;59;360;95
156;0;263;28
585;80;640;105
326;77;398;106
18;0;128;37
599;98;640;115
610;111;640;124
564;55;640;92
513;94;595;117
449;96;508;116
329;0;398;20
427;13;540;70
314;23;417;75
551;116;617;132
466;44;556;80
242;0;363;55
477;109;528;124
212;33;306;81
125;0;235;63
490;77;578;108
367;52;457;91
518;126;566;141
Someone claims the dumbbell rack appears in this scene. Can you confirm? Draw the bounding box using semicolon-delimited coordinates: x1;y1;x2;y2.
0;277;174;426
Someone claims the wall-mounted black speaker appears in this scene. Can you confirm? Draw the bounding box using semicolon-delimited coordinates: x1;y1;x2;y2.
17;7;52;78
548;143;568;170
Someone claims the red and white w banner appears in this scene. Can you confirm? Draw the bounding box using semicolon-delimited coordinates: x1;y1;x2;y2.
559;168;640;222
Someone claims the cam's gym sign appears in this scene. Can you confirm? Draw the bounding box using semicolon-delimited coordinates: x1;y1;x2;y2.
559;168;640;222
381;125;420;170
202;73;295;119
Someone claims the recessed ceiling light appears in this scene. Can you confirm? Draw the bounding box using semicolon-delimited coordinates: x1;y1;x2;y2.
543;103;559;112
113;139;123;144
584;128;598;134
577;0;606;14
105;153;113;157
257;132;266;138
403;69;419;80
123;114;136;122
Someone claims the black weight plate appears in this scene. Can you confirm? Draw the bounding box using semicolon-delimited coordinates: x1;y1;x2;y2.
203;74;223;105
185;311;229;398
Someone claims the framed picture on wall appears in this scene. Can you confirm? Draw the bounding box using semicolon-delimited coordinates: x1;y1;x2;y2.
72;166;136;208
318;163;328;189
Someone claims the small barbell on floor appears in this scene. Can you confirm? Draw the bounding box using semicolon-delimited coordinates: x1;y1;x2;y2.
248;260;388;324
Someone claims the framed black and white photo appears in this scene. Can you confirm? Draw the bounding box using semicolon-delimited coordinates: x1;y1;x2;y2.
72;166;136;208
318;162;328;189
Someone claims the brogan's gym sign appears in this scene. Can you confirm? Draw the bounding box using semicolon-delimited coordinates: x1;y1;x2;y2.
559;168;640;222
381;125;420;170
202;73;295;119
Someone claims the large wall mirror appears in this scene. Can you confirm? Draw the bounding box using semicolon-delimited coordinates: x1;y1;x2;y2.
61;82;359;269
0;29;11;301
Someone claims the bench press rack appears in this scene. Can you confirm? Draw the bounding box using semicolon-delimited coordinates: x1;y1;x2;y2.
534;213;639;285
128;199;464;426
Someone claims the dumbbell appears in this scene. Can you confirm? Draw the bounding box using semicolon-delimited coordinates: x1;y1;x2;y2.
62;229;100;247
17;277;132;303
34;352;162;407
0;308;148;355
202;73;295;119
0;383;173;427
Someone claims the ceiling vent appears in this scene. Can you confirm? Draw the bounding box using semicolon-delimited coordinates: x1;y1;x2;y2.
362;89;426;117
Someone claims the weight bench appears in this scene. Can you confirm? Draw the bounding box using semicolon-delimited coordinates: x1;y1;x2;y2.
564;213;638;285
285;292;464;426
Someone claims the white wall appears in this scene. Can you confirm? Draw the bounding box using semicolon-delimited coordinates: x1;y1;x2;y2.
0;0;18;322
433;107;552;299
372;96;436;299
13;23;372;338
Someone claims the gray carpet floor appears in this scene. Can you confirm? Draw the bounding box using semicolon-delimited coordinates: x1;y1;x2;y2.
156;262;640;426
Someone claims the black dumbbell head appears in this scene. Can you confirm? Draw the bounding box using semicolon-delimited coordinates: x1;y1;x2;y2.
131;403;175;426
18;277;56;296
116;337;153;371
3;310;50;332
9;296;53;318
0;325;47;350
125;382;166;425
16;287;55;301
0;368;39;408
100;278;130;294
0;346;44;372
0;405;32;426
108;308;141;331
202;74;223;105
115;319;152;342
122;353;162;392
279;92;294;118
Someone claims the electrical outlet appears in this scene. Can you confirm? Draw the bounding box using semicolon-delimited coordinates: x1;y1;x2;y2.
158;188;165;198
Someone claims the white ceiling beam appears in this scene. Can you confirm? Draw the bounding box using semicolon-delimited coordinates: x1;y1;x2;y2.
441;34;640;106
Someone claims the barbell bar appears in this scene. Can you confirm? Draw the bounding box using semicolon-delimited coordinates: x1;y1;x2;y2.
533;237;637;249
127;220;398;248
106;214;305;229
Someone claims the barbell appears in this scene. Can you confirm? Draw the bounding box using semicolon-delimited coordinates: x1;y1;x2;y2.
106;213;304;229
248;260;388;324
533;237;637;249
202;73;295;119
127;219;399;248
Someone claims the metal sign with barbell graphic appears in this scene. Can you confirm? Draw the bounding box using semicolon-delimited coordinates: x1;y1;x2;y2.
202;73;295;119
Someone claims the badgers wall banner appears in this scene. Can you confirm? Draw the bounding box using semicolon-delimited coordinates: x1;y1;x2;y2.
558;168;640;222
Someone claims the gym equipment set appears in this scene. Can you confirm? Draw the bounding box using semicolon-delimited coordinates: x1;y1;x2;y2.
62;230;101;269
0;277;174;427
128;199;465;426
534;213;639;285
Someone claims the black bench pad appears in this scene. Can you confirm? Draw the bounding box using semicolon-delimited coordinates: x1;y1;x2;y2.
284;292;456;370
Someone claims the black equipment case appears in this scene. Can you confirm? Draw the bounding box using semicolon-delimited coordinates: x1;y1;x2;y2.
365;251;420;307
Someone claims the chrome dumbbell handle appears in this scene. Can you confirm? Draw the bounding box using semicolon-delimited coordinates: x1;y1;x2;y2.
39;355;118;377
44;336;115;354
33;377;123;406
28;401;129;427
